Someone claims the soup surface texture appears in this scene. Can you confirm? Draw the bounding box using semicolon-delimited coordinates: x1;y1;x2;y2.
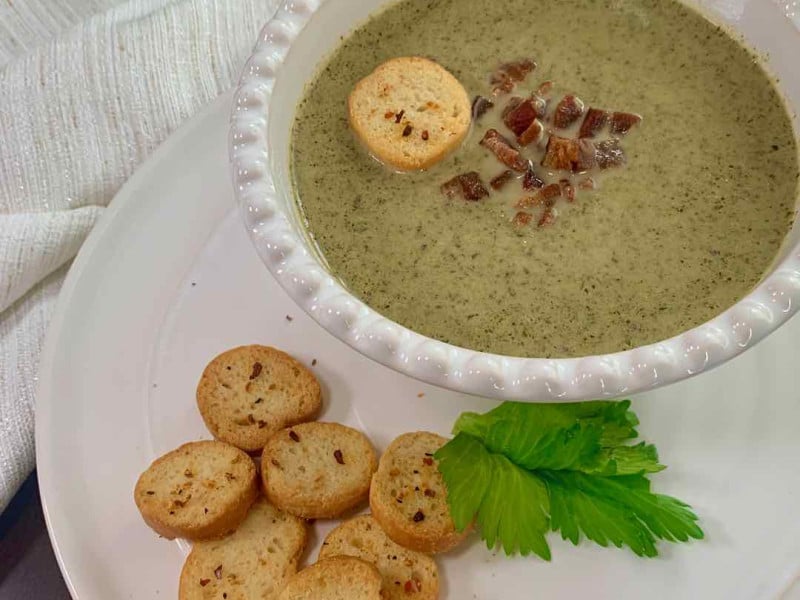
291;0;799;358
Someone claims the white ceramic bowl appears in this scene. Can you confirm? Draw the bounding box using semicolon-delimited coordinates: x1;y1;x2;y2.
230;0;800;402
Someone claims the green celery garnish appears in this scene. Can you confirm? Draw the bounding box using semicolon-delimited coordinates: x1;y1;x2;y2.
435;400;703;560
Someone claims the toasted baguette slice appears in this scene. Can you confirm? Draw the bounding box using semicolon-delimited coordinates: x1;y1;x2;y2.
279;557;382;600
262;422;378;519
348;56;471;171
196;345;322;453
179;497;307;600
370;432;469;554
134;440;258;540
320;515;439;600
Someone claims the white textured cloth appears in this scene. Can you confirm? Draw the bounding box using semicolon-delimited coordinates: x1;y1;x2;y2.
0;0;280;513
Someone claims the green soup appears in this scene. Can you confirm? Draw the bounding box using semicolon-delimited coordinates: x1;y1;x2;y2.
291;0;799;358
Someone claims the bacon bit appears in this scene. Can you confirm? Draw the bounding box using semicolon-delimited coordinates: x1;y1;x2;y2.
490;59;536;94
490;170;515;190
560;179;576;202
402;124;413;137
384;111;395;120
579;108;609;138
522;167;545;190
541;136;596;172
516;183;561;209
538;207;557;227
395;109;405;124
404;579;423;594
472;96;495;120
518;118;544;146
423;456;434;466
334;449;345;465
578;177;596;190
503;98;539;137
214;565;223;580
595;138;626;169
512;211;533;226
480;129;529;172
289;430;300;442
249;362;262;380
553;95;585;129
441;172;490;201
421;130;429;141
200;579;211;587
536;81;554;97
609;112;642;135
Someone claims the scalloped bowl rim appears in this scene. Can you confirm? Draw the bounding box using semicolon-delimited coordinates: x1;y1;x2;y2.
229;0;800;402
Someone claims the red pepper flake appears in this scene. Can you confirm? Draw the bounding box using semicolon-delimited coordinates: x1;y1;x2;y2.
199;579;211;587
146;490;155;495
404;579;422;594
512;211;533;227
609;112;642;135
214;565;223;580
423;457;434;466
490;170;515;190
249;362;262;380
424;489;436;498
421;130;429;141
538;207;557;227
553;95;585;129
311;359;317;366
334;449;345;465
384;111;395;120
480;129;529;172
413;510;425;522
417;392;425;398
472;95;495;120
560;179;576;202
395;109;405;124
289;430;300;443
441;172;489;201
579;108;609;138
402;124;413;137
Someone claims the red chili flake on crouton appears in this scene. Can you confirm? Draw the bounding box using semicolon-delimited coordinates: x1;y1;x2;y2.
503;98;540;137
490;59;536;94
384;111;395;120
518;118;544;146
522;167;545;190
579;108;609;138
609;112;642;135
538;207;557;227
560;179;576;202
472;96;495;120
441;172;490;201
404;579;422;594
512;211;533;227
541;136;596;172
402;124;413;137
490;170;515;190
595;138;626;169
480;129;529;172
553;95;585;129
395;109;405;124
421;130;429;141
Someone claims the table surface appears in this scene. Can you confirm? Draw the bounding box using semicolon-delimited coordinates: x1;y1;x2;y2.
0;473;70;599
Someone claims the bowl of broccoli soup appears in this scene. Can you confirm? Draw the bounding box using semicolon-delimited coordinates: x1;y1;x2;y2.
230;0;800;401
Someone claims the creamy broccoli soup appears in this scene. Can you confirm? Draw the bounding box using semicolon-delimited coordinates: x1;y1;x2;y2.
291;0;798;358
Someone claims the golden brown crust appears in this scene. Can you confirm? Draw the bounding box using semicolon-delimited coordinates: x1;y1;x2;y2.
262;422;378;519
196;345;321;453
369;432;470;554
133;440;258;541
279;557;382;600
348;56;471;171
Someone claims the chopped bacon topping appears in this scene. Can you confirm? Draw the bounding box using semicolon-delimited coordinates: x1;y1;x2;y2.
553;95;585;129
512;211;533;227
541;136;595;172
522;167;545;190
490;59;536;94
518;118;544;146
490;170;516;190
503;99;540;137
609;112;642;135
538;207;557;227
480;129;529;172
579;108;609;138
560;179;576;202
441;172;489;201
516;183;561;209
540;183;562;202
536;81;554;98
595;138;626;169
472;96;495;120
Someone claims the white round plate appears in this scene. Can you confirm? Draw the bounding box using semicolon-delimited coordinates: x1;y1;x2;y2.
36;92;800;599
